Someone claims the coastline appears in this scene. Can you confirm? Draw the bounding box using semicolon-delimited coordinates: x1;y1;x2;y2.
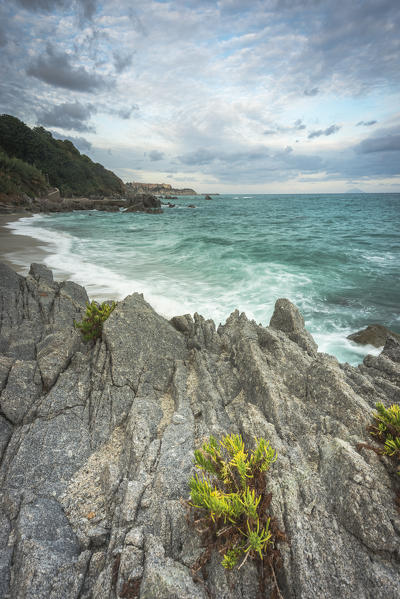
0;213;51;275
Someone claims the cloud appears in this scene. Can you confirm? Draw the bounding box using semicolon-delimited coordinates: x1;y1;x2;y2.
27;43;107;91
294;119;306;130
37;101;96;131
356;120;377;127
0;25;7;47
2;0;400;191
50;130;92;153
113;51;134;73
356;133;400;154
304;87;319;96
179;148;217;166
79;0;97;21
149;150;164;161
263;119;306;136
15;0;97;21
308;124;341;139
16;0;66;9
108;105;139;119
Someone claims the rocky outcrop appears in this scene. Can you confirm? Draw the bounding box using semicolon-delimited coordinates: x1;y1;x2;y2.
0;193;162;215
126;182;197;196
0;264;399;598
348;324;400;347
125;194;162;214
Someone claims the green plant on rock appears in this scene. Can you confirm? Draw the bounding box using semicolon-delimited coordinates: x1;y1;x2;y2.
368;402;400;472
187;433;286;597
74;300;116;341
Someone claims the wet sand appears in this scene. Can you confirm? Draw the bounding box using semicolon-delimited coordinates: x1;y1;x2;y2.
0;213;51;275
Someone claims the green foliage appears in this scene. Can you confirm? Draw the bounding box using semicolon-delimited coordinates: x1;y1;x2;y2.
0;149;48;196
74;300;116;342
188;434;285;588
369;402;400;470
0;114;125;197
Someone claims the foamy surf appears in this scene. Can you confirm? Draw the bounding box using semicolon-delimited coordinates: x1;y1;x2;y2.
4;192;399;366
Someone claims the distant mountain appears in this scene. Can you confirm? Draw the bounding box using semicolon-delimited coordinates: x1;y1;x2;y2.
347;187;365;193
0;114;125;197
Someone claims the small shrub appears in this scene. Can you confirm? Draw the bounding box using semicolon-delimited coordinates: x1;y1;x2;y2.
358;402;400;509
74;300;116;341
368;402;400;472
187;433;286;597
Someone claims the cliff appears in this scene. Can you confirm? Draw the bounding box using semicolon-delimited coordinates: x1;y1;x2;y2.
0;263;399;598
126;181;197;196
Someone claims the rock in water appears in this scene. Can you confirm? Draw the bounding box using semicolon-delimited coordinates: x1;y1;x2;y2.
348;324;400;347
0;262;399;598
125;193;162;214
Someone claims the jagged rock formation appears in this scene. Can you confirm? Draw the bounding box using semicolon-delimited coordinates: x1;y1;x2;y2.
0;264;399;599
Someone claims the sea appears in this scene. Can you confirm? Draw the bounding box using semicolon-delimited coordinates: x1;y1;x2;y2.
5;193;400;366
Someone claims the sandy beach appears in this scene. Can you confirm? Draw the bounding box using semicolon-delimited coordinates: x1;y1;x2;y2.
0;213;50;274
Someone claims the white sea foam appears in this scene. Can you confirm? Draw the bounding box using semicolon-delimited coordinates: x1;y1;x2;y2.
5;216;203;316
313;330;382;365
5;201;397;367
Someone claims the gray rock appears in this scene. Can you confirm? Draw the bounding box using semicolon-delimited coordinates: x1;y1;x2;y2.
348;323;400;347
29;263;56;287
37;328;81;390
270;297;318;356
0;263;399;599
0;360;42;424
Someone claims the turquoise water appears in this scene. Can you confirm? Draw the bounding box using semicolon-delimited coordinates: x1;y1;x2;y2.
6;193;400;365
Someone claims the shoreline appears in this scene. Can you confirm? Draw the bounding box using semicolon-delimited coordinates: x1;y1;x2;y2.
0;213;51;275
0;209;391;367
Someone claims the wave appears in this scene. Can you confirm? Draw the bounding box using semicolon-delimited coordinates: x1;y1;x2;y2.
5;197;398;367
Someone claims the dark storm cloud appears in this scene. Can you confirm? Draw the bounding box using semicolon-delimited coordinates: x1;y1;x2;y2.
304;88;319;97
308;125;340;139
27;43;107;91
37;101;96;132
149;150;164;161
356;120;377;127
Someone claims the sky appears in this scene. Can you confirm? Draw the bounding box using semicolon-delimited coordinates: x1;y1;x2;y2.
0;0;399;193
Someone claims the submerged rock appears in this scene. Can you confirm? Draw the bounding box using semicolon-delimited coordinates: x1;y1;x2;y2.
0;262;399;598
348;324;400;347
